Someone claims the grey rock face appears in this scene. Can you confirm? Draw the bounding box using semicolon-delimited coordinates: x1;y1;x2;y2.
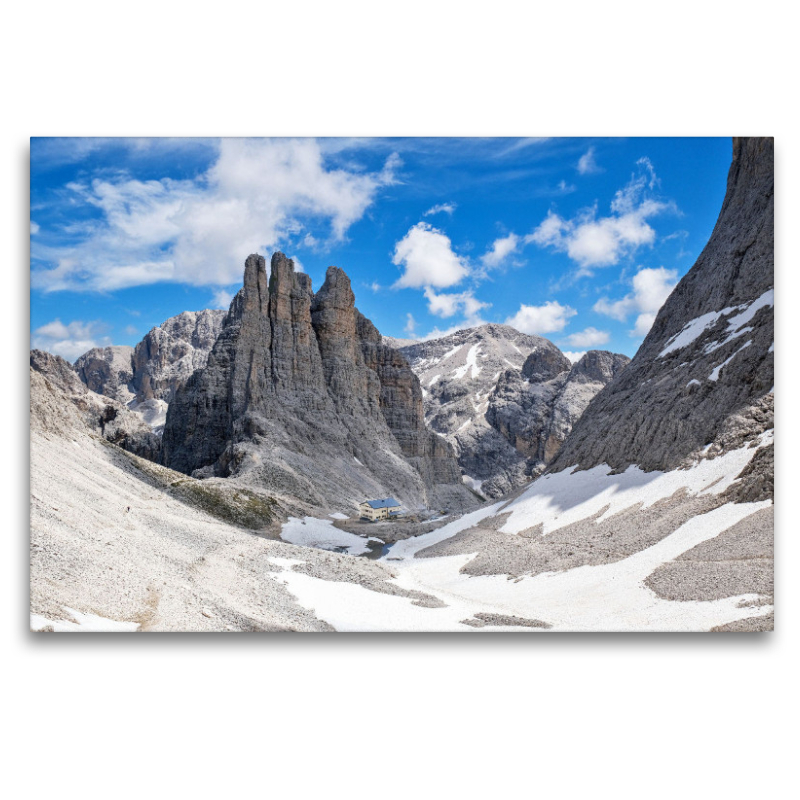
72;310;226;435
551;137;774;481
74;346;136;404
390;324;629;499
486;349;630;493
162;253;476;514
30;350;160;461
131;309;226;404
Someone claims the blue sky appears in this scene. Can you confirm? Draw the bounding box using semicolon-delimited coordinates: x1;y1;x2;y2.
30;137;731;361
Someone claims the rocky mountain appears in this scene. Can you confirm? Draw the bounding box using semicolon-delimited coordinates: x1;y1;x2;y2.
30;350;161;461
74;309;226;433
388;324;629;498
550;136;774;494
161;252;477;515
338;137;773;632
74;345;137;404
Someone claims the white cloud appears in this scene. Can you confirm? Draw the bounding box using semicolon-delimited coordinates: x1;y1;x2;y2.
423;202;456;217
423;287;490;319
563;327;610;348
124;325;139;336
31;318;111;362
480;233;520;269
211;288;234;309
32;138;400;292
494;138;550;157
404;313;416;337
577;147;601;175
393;222;470;289
593;266;678;337
30;221;40;235
563;350;586;363
289;255;305;273
505;301;577;335
527;159;674;273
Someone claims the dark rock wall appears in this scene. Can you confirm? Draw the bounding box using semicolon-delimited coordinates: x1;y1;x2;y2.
551;137;774;474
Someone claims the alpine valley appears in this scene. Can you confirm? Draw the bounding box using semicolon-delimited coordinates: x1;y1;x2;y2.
30;137;774;632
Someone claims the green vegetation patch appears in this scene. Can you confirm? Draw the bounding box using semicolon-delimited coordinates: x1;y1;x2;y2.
102;438;277;530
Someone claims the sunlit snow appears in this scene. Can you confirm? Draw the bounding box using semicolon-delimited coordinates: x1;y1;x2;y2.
709;341;752;381
280;516;381;556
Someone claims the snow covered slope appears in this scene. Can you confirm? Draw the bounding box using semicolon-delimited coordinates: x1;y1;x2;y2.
272;430;773;631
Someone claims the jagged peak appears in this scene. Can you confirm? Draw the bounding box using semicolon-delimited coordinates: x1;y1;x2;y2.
313;266;355;310
569;350;631;383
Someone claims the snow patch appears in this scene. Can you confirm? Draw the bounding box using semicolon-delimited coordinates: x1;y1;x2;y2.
268;557;306;569
686;379;701;388
428;374;442;387
329;512;348;520
30;607;140;632
499;430;773;536
709;341;752;382
659;309;736;357
725;288;774;332
660;290;773;359
277;500;771;632
280;516;379;556
452;344;482;380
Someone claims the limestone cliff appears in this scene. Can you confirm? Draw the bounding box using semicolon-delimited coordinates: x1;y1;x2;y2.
162;253;477;514
550;137;774;493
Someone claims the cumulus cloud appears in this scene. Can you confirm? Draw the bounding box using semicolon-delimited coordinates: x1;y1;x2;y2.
404;313;416;337
480;233;520;269
577;147;601;175
32;138;400;293
30;221;40;235
563;350;586;363
563;327;610;347
505;301;577;335
526;159;674;274
393;222;470;289
211;288;234;309
593;266;678;337
31;318;111;361
423;202;456;217
423;287;490;319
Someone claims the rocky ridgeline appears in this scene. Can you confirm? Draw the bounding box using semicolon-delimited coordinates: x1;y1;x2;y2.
30;350;161;461
551;136;774;501
389;324;629;498
161;253;476;514
74;310;226;432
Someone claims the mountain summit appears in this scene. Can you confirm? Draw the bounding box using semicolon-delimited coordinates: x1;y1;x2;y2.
390;324;629;497
161;253;476;513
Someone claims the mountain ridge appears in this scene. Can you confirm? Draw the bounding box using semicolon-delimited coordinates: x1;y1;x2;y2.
388;323;629;497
